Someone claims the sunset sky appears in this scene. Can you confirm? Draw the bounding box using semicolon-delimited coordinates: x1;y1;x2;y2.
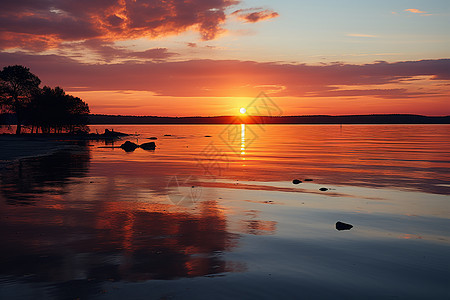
1;0;449;116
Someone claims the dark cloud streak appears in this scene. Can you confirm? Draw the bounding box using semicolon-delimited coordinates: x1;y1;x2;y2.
63;40;177;62
232;8;279;23
0;52;447;99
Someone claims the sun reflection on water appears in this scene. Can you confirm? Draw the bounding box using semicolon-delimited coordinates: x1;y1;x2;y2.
241;123;246;156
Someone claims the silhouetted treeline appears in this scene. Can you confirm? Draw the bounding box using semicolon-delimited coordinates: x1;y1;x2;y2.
28;86;89;133
0;65;89;134
81;114;450;124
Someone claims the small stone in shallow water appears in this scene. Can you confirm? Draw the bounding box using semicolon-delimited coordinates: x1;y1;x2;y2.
319;187;328;191
292;179;302;184
336;221;353;231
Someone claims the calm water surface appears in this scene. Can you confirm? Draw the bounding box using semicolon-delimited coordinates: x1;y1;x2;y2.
1;125;449;299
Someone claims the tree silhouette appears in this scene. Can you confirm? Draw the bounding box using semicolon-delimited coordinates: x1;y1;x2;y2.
0;65;41;134
30;86;90;133
1;65;90;134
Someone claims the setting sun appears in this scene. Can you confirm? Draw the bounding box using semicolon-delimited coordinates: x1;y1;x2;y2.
240;107;247;114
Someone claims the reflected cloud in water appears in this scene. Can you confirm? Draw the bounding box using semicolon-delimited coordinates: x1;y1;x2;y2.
0;145;282;298
0;124;448;299
0;146;91;205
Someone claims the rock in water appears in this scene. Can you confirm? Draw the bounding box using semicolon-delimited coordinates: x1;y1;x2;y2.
319;187;328;191
304;179;313;181
104;129;128;137
148;137;157;140
140;142;156;150
292;179;302;184
120;141;139;152
336;221;353;231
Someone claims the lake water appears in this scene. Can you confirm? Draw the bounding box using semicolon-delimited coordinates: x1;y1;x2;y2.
1;124;449;299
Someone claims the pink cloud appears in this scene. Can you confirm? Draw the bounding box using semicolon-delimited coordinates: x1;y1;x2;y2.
1;52;448;101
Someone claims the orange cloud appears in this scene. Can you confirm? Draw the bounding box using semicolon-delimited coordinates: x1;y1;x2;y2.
405;8;427;14
232;8;279;23
0;1;280;52
0;0;246;50
0;32;61;51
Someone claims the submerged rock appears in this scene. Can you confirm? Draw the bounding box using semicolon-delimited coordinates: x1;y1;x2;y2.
319;187;328;191
292;179;302;184
336;221;353;231
140;142;156;150
164;134;172;136
147;137;158;140
104;129;128;137
120;141;139;152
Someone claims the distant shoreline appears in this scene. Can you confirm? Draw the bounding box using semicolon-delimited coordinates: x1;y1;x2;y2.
1;114;449;125
89;114;449;124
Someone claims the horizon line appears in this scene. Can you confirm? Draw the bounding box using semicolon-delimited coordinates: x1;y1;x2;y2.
88;113;450;118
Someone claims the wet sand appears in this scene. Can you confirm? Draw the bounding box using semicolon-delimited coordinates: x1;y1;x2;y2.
0;135;73;167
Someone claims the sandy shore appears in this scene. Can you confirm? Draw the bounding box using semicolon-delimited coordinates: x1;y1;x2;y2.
0;135;74;167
